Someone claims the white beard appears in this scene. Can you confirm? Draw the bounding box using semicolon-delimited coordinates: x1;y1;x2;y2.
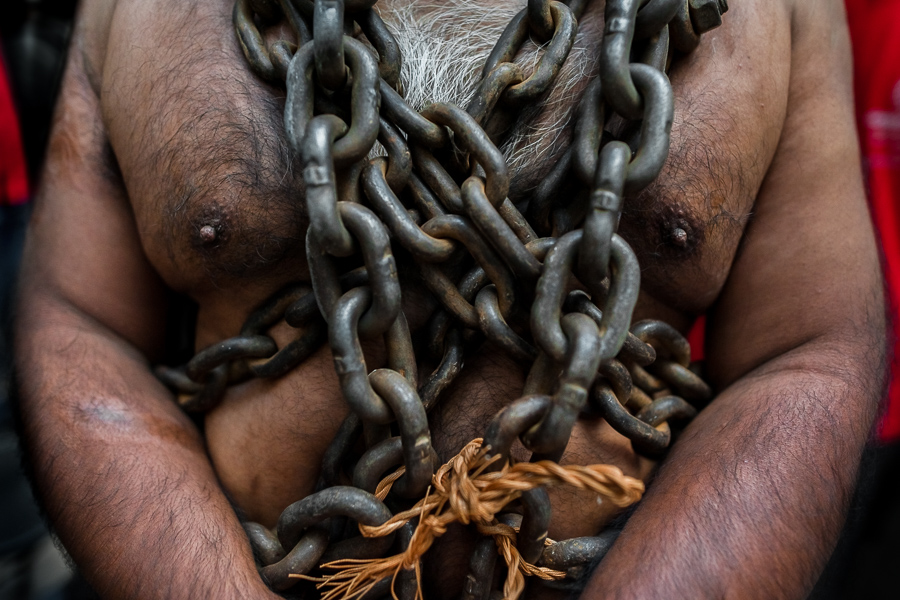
378;0;598;194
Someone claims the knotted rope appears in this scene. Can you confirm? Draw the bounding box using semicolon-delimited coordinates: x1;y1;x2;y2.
292;439;644;600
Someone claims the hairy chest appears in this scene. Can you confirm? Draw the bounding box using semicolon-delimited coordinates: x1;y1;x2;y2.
98;0;784;320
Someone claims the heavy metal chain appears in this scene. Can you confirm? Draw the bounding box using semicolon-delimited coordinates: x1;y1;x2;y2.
156;0;726;596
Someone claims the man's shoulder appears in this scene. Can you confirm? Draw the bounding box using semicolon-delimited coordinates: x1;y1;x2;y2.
787;0;853;50
74;0;119;96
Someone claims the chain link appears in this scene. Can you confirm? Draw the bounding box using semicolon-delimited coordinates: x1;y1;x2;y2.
157;0;727;593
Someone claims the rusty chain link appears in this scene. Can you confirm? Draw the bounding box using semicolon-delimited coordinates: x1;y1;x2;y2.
156;0;727;594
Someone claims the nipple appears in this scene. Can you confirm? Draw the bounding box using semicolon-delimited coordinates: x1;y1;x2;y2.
199;225;218;244
188;203;229;250
659;211;702;257
670;227;688;248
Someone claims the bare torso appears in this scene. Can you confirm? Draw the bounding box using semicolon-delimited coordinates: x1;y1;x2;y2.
84;0;786;566
18;0;882;596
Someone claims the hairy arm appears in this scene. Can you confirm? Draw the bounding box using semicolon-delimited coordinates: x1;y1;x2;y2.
14;7;278;600
585;1;885;598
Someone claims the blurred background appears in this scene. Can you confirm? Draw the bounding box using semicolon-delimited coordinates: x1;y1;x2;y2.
1;0;899;598
2;2;78;598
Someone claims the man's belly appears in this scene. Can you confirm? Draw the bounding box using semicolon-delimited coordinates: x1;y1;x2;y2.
204;336;656;539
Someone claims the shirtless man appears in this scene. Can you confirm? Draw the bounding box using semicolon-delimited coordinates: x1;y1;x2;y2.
13;0;885;598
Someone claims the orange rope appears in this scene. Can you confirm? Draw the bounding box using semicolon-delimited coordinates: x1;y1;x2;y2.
292;438;644;600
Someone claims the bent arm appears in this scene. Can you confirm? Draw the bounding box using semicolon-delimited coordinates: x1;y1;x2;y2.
584;342;881;599
14;10;277;599
585;1;885;597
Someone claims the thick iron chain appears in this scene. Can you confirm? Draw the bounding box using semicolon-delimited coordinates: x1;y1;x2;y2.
157;0;726;593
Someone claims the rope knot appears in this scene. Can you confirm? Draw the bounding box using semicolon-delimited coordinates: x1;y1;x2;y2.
292;439;644;600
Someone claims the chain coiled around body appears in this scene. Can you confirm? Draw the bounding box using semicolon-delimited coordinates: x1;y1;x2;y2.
156;0;726;596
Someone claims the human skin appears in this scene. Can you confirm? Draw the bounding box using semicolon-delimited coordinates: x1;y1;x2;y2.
14;0;885;599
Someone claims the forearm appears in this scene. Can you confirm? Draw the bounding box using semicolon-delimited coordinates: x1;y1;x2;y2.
584;339;882;599
16;292;278;600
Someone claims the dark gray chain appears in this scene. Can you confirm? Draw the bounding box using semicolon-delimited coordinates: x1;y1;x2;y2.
156;0;725;594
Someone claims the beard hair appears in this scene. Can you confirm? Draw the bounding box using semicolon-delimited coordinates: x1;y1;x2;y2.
378;0;598;196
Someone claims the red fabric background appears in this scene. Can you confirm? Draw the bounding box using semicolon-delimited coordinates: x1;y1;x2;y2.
846;0;900;442
0;45;29;206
